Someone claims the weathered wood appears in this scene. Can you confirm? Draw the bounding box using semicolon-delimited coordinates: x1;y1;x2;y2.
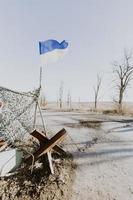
30;130;66;154
0;143;8;152
30;130;47;146
0;139;7;152
27;128;67;164
47;151;54;174
52;144;66;155
0;139;6;147
35;128;66;158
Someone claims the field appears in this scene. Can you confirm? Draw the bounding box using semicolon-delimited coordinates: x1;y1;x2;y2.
43;101;133;114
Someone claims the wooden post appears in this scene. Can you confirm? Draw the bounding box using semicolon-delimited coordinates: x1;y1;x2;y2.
26;129;67;166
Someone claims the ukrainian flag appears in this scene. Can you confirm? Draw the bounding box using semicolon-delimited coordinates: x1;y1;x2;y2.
39;39;68;64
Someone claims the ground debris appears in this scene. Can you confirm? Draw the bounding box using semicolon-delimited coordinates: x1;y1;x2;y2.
0;153;75;200
79;120;102;129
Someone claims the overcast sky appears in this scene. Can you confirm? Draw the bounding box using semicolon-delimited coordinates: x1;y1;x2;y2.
0;0;133;102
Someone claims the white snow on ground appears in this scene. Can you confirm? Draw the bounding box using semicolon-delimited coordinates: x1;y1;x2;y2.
38;111;133;200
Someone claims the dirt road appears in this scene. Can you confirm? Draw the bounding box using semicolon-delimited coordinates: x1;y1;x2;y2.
38;111;133;200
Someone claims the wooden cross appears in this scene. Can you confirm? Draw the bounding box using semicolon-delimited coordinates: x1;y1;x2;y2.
26;128;67;173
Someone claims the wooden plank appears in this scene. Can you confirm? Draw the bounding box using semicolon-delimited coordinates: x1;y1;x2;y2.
47;151;54;174
35;128;67;158
0;140;6;147
27;128;67;164
30;130;54;174
30;130;66;154
0;139;8;152
0;143;8;152
30;130;47;146
52;145;66;155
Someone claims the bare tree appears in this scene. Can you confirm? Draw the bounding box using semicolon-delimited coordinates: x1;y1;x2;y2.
39;92;47;108
113;51;133;112
59;82;64;109
56;91;59;108
93;75;102;111
67;89;72;109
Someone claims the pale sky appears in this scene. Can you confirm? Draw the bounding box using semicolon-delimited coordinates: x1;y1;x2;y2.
0;0;133;102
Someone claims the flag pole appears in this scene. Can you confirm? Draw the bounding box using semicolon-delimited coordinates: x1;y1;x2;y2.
33;67;42;129
38;43;54;174
39;66;54;174
39;66;42;89
38;66;47;133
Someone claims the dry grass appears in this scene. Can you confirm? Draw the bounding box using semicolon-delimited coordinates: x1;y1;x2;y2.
43;102;133;116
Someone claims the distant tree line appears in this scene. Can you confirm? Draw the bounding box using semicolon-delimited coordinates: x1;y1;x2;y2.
41;50;133;113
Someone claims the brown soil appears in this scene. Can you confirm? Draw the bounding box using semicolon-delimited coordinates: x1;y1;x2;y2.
0;152;76;200
79;120;102;129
